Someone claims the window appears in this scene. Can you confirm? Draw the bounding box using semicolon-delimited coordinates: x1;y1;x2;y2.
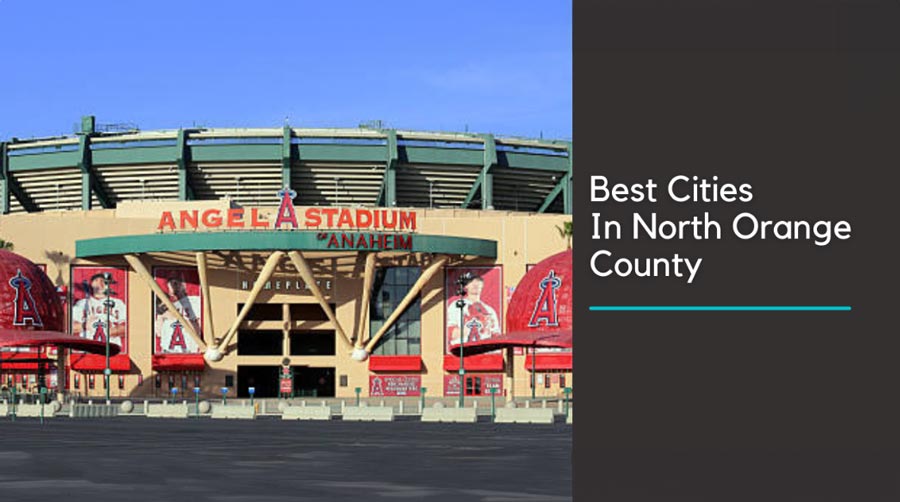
466;376;483;396
236;303;282;321
289;303;332;321
237;330;283;356
369;267;421;355
290;330;336;356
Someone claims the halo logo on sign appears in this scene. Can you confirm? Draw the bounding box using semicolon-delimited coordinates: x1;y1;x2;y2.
9;269;43;327
274;187;299;229
371;377;384;396
168;321;187;351
528;270;561;328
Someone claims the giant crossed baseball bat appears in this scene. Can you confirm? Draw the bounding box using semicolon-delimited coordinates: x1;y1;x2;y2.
215;250;285;352
124;254;206;350
355;251;378;348
196;252;214;342
364;256;447;354
287;251;353;349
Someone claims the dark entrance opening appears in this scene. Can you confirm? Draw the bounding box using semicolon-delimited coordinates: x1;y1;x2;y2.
292;366;335;397
237;330;282;356
237;365;280;398
289;330;336;356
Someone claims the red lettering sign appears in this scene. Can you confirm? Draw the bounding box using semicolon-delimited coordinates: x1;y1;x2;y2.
158;211;176;231
322;233;413;251
370;375;421;397
227;208;245;228
156;188;418;232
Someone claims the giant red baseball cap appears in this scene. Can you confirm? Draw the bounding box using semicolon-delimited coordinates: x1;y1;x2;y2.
0;249;117;354
450;249;572;355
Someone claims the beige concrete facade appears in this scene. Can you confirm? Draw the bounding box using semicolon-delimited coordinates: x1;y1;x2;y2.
0;200;572;400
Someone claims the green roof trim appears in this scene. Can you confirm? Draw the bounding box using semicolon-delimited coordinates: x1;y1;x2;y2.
76;231;497;259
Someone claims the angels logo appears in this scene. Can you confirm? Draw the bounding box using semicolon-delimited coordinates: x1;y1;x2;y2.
371;376;384;396
465;317;485;342
273;187;299;228
9;269;43;327
168;321;187;351
528;270;561;327
91;319;107;342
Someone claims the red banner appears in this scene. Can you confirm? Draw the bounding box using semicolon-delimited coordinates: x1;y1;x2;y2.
443;374;504;397
153;267;203;354
71;266;128;353
369;375;421;397
280;378;293;394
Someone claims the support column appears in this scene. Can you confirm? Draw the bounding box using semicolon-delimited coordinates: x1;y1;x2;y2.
195;252;213;342
461;134;496;209
564;141;573;215
0;142;8;215
481;134;496;210
78;133;112;209
282;125;293;188
506;346;515;402
56;347;67;403
176;129;194;200
79;135;92;210
355;252;378;348
282;303;291;357
379;130;398;207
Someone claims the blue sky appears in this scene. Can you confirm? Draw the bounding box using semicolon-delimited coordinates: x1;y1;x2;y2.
0;1;571;141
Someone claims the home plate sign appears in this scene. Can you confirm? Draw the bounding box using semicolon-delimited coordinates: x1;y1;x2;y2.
369;375;421;397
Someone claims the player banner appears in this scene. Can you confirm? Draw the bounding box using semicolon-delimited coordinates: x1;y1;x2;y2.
71;266;128;353
369;375;421;397
153;267;203;354
445;266;503;354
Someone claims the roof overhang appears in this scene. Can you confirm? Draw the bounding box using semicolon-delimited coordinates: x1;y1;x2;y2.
76;230;496;259
449;329;572;356
0;329;120;355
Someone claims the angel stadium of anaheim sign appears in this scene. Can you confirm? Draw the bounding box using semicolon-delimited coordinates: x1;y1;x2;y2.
75;187;497;259
156;187;416;251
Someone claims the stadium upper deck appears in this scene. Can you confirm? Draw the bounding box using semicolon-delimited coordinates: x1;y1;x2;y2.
0;116;572;215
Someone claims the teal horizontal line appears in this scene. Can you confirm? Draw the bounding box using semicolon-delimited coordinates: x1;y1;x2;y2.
589;306;852;312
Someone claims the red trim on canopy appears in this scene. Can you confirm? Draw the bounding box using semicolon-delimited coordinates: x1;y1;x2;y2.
152;354;205;371
443;354;504;371
368;355;422;372
524;353;572;371
70;354;131;372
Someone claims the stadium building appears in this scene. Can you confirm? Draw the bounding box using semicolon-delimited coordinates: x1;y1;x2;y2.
0;116;572;400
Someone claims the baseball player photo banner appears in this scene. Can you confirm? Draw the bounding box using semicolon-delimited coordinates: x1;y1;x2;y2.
71;266;129;354
445;266;503;354
152;267;203;354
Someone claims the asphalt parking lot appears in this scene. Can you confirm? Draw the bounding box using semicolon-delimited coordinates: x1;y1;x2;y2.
0;418;571;502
